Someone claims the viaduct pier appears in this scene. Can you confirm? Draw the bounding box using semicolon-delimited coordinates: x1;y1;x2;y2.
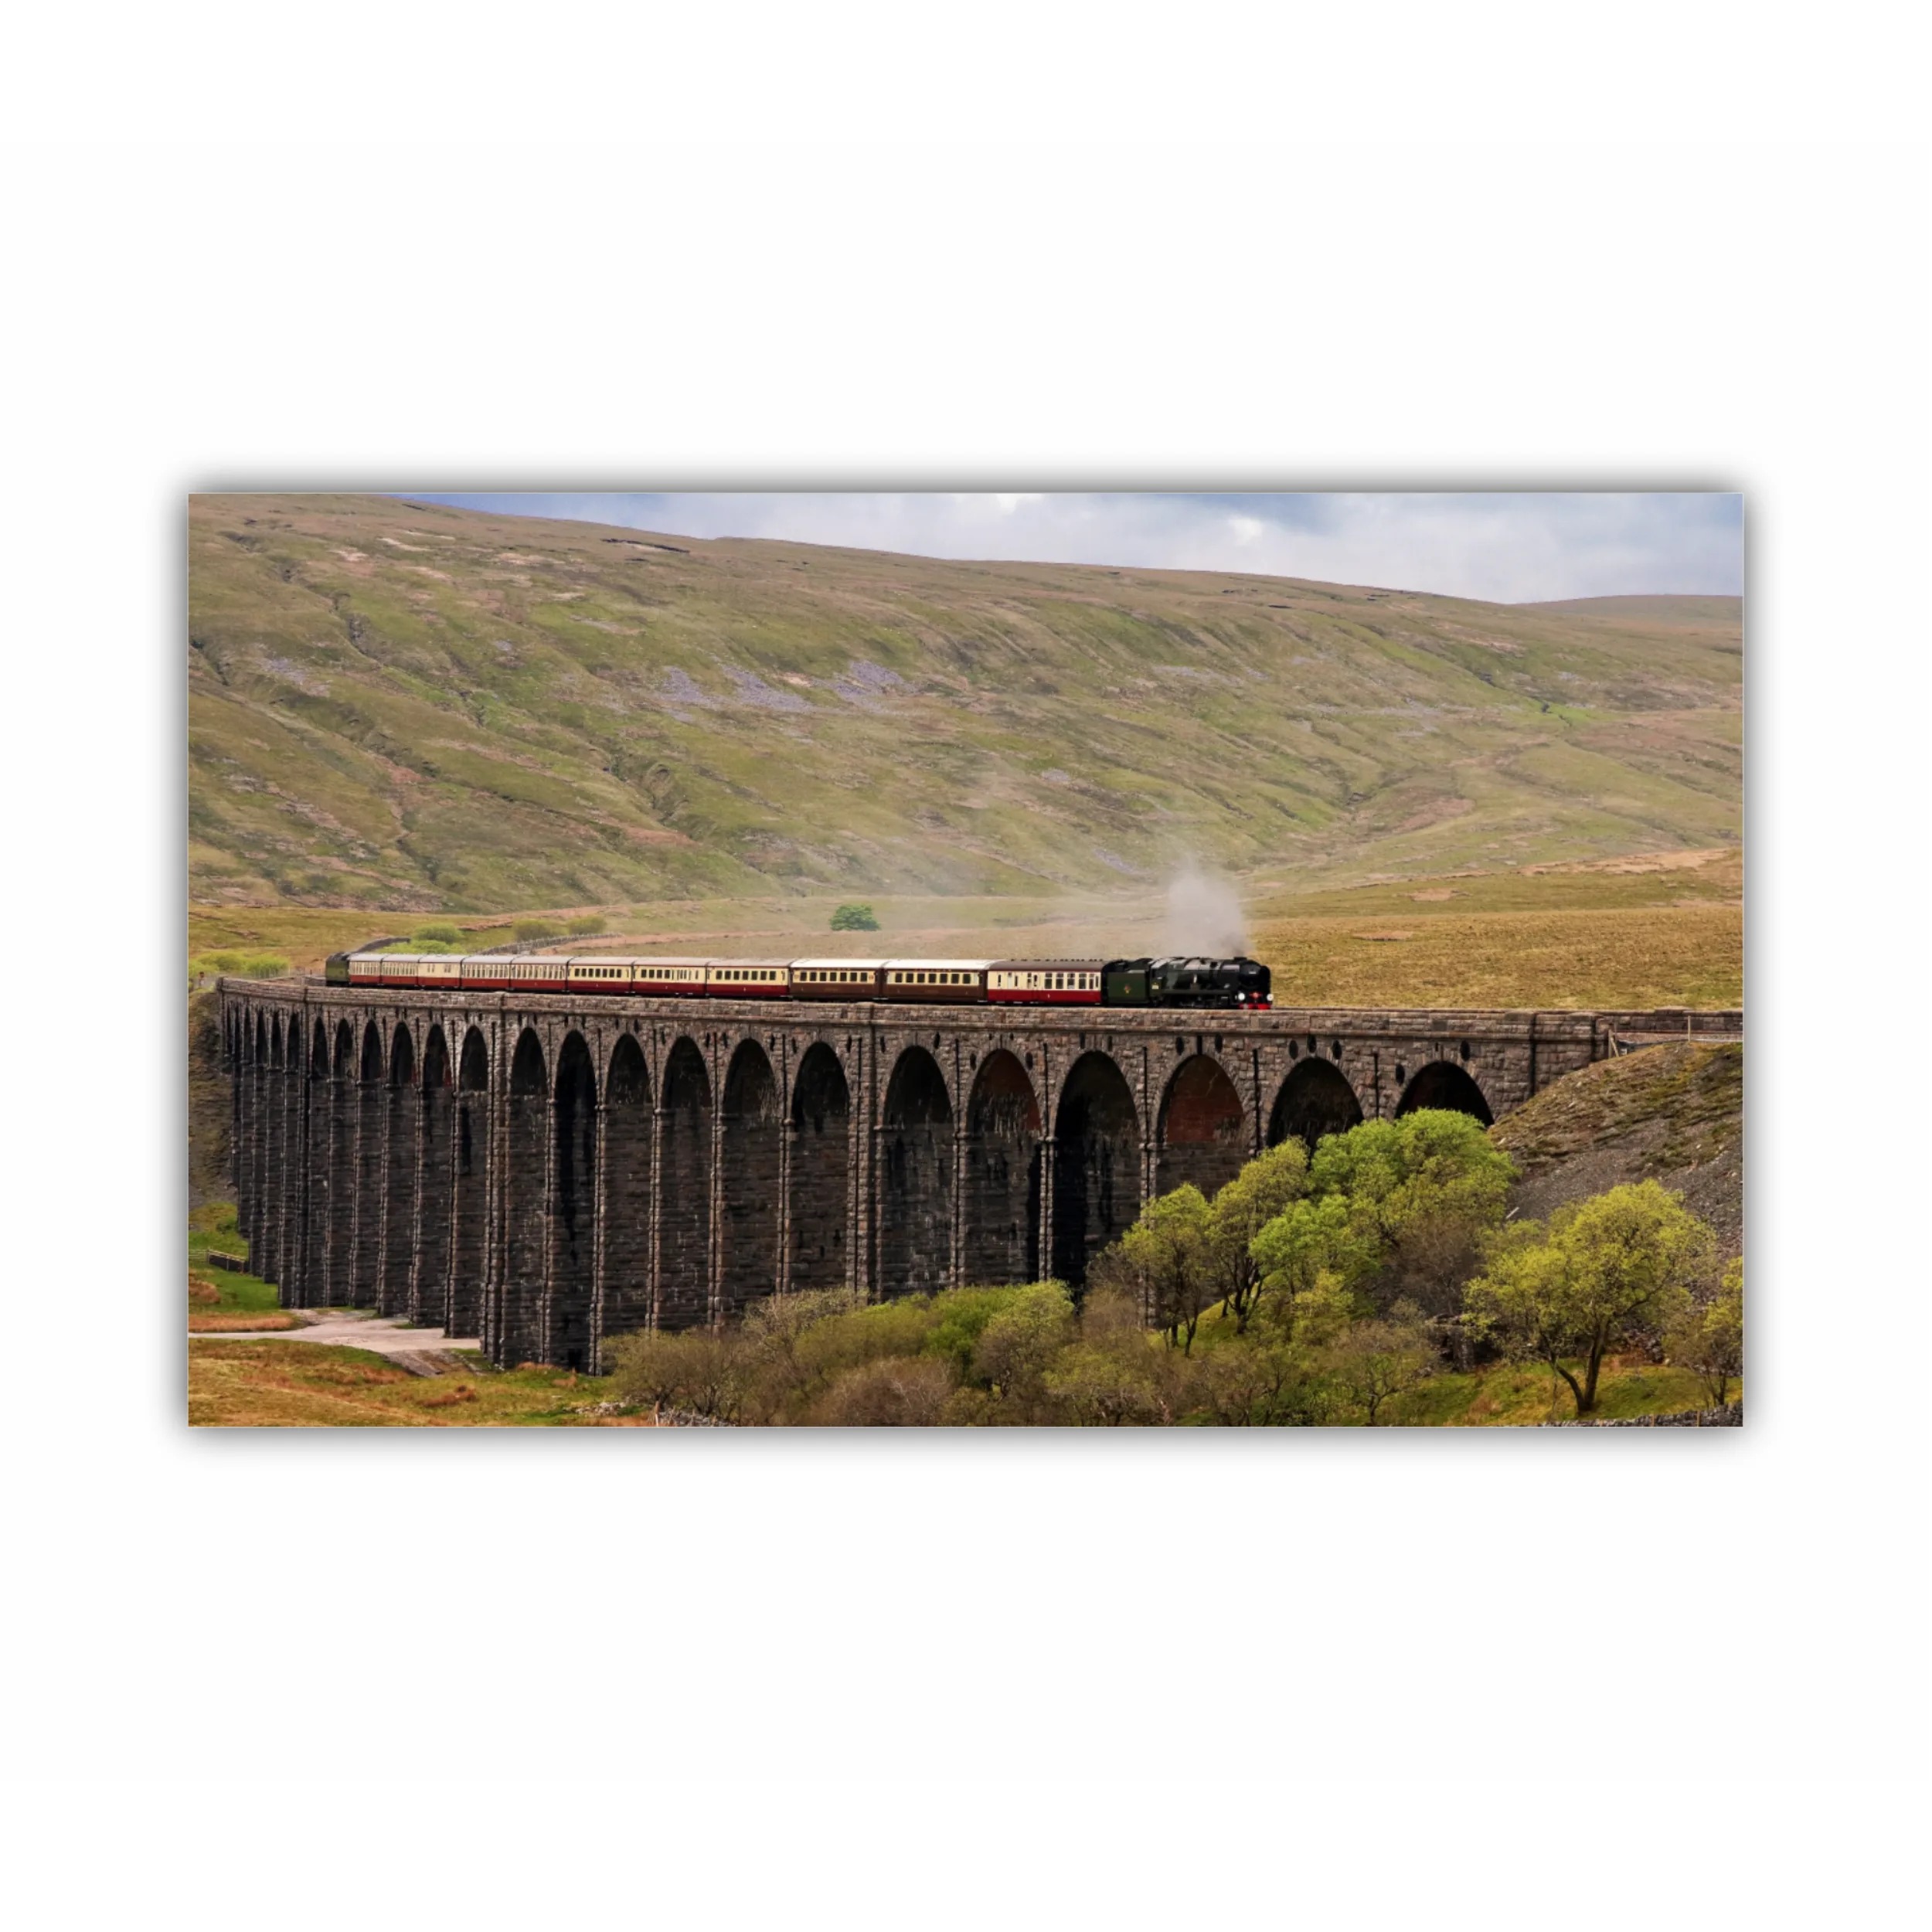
216;979;1741;1372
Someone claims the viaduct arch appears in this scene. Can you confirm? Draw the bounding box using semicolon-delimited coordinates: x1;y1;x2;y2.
218;980;1733;1370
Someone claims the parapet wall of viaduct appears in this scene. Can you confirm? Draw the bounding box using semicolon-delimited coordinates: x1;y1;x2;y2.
216;980;1741;1372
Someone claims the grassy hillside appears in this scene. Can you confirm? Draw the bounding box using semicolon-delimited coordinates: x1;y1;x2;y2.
1491;1039;1743;1255
189;495;1742;911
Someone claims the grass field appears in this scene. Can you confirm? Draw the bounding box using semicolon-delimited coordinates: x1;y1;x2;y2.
1253;902;1739;1009
187;1342;643;1426
186;1204;300;1330
1390;1357;1732;1425
192;840;1741;1011
185;1331;1728;1427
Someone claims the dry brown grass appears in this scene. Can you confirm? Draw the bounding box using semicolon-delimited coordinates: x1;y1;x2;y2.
194;839;1742;1016
1252;903;1740;1009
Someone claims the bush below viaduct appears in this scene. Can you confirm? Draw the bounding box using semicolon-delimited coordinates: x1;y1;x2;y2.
217;980;1740;1372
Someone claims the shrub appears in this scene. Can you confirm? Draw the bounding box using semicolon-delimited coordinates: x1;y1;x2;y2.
515;918;563;942
830;902;879;931
604;1327;751;1420
1321;1308;1439;1423
1664;1255;1743;1406
924;1283;1049;1381
414;922;462;944
808;1355;957;1426
566;915;604;936
1046;1325;1180;1425
191;950;289;983
971;1281;1076;1410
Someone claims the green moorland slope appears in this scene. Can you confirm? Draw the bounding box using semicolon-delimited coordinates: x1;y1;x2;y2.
189;495;1742;911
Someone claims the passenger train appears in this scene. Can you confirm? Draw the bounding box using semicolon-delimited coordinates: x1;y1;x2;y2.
325;950;1272;1010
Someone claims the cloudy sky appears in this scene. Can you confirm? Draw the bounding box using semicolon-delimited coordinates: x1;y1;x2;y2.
405;492;1742;604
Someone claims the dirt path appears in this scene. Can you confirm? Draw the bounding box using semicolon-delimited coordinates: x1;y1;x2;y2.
190;1311;482;1372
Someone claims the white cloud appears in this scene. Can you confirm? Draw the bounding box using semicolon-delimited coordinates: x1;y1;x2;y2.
406;492;1743;604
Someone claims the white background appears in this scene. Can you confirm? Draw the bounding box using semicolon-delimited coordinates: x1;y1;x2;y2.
1;6;1926;1925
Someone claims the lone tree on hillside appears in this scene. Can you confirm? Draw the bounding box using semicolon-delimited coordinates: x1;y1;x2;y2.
1464;1180;1717;1416
831;902;879;931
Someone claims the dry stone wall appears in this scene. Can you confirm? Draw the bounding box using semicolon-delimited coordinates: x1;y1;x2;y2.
218;982;1741;1372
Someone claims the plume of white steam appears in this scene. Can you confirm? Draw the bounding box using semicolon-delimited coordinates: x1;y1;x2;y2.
1162;861;1248;956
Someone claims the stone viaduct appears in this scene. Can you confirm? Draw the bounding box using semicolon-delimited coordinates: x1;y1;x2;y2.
216;979;1740;1372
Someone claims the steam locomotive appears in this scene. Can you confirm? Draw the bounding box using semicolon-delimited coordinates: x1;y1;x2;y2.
325;950;1272;1009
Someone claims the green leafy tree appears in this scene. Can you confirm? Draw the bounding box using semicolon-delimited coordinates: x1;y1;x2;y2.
972;1281;1075;1414
1204;1140;1310;1331
1665;1256;1743;1406
830;902;879;931
1117;1185;1214;1352
1464;1181;1717;1416
1250;1192;1368;1315
1305;1110;1516;1325
566;914;604;936
924;1284;1045;1383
